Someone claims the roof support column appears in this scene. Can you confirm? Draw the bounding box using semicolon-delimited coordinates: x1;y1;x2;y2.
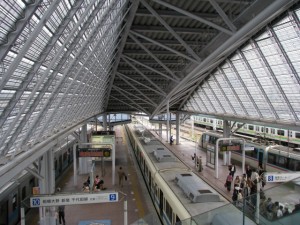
176;112;180;145
38;149;56;225
79;123;90;174
103;113;107;131
223;120;231;166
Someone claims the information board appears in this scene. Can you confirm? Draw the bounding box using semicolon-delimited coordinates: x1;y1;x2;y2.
30;192;118;207
265;172;300;183
78;148;111;157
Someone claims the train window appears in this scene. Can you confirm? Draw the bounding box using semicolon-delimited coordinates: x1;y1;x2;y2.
29;178;35;188
277;156;287;168
22;186;26;201
277;130;284;136
203;118;206;122
261;127;264;132
295;132;300;139
165;200;173;224
256;126;259;132
266;128;269;133
63;152;68;161
248;125;254;131
271;128;275;134
176;215;180;224
12;194;17;210
267;153;276;164
210;119;213;123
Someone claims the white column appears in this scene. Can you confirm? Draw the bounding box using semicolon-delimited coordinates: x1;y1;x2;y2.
166;100;169;143
175;112;180;145
39;149;56;225
103;113;107;131
73;144;77;186
79;123;90;174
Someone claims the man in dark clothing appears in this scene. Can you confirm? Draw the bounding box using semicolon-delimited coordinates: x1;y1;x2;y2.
58;205;65;225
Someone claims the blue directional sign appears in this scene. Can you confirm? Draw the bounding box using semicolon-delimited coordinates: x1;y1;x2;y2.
267;175;273;182
30;192;119;207
31;198;41;206
109;193;117;201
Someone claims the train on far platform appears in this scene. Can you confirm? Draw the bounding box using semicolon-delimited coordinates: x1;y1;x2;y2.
199;131;300;173
193;116;300;148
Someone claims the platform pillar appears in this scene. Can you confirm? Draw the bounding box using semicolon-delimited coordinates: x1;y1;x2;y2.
38;149;56;225
176;112;180;145
79;123;91;174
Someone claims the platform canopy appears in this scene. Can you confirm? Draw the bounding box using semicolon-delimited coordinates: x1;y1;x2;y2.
0;0;299;159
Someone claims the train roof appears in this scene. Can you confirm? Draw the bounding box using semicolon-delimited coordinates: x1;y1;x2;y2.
129;124;229;217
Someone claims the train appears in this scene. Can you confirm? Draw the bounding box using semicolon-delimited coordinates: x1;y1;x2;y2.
192;116;300;148
199;131;300;173
125;123;256;225
0;135;77;225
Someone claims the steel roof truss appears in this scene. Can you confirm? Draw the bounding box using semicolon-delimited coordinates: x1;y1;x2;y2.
208;0;237;32
130;30;199;64
152;0;234;36
121;54;178;82
119;58;166;96
0;0;42;62
140;0;201;62
128;33;178;79
0;0;61;92
18;0;121;148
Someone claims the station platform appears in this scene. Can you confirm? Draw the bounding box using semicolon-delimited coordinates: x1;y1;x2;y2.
24;124;297;225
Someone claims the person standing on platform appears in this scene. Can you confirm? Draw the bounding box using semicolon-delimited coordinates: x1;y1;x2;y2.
230;164;236;177
118;166;127;187
58;205;66;225
225;173;233;191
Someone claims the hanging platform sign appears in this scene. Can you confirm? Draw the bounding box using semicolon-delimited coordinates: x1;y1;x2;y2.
220;144;241;152
78;148;111;157
30;192;118;207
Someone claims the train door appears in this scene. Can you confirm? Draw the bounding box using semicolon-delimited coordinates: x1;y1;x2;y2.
0;200;8;225
159;189;164;218
258;150;264;167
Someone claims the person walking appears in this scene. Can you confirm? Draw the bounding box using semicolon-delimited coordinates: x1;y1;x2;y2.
118;166;127;187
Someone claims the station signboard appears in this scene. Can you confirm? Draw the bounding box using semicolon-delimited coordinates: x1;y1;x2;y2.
220;144;241;152
78;148;111;157
30;192;118;207
264;172;300;183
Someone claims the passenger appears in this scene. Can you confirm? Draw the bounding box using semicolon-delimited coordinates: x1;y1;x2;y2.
259;196;268;216
94;175;100;191
118;166;127;187
277;205;283;218
57;205;66;225
292;199;300;213
237;189;243;207
225;173;233;192
245;165;252;179
230;164;236;177
170;135;174;145
82;182;90;192
266;198;274;220
283;204;290;216
232;186;239;202
272;202;279;219
234;175;240;187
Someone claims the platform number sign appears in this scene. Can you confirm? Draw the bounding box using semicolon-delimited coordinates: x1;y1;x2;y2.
109;193;117;201
31;198;41;206
267;175;274;182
